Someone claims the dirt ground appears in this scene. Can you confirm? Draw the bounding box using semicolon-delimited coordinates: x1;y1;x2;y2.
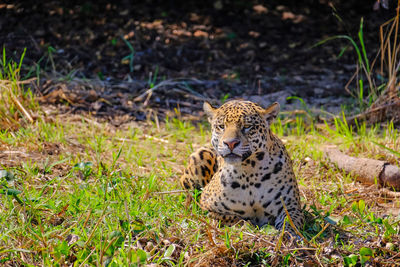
1;0;396;117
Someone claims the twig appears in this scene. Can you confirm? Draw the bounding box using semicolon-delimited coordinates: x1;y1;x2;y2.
379;187;400;197
143;134;169;144
133;78;213;103
0;83;33;123
280;196;311;246
344;98;400;125
78;247;96;267
152;190;187;195
242;231;276;247
309;223;330;243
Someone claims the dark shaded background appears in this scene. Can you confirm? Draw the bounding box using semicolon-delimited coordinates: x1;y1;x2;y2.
0;0;395;101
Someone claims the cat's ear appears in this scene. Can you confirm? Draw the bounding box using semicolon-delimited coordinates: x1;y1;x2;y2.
262;102;280;123
203;102;217;118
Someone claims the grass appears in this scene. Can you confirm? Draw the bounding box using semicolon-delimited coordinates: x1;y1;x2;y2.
0;41;399;265
0;102;399;266
0;47;38;131
315;3;400;113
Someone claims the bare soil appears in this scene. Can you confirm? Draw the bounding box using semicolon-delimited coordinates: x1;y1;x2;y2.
1;0;396;117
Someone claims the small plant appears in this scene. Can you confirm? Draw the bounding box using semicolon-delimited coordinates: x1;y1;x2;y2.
0;47;37;131
314;18;375;111
316;3;400;116
73;161;93;179
121;35;135;73
220;93;230;103
148;65;159;89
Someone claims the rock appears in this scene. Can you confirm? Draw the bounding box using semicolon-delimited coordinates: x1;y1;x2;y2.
245;90;292;108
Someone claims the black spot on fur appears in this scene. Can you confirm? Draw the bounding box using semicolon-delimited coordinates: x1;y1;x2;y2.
274;192;282;200
277;206;283;215
233;210;245;215
231;182;240;189
261;173;271;181
286;185;293;194
256;152;265;161
221;202;231;211
242;151;252;161
183;181;190;189
199;150;205;160
254;183;261;188
263;201;271;208
251;160;256;167
273;162;283;174
201;166;209;177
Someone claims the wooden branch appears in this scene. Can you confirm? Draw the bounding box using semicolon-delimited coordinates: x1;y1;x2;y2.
323;145;400;190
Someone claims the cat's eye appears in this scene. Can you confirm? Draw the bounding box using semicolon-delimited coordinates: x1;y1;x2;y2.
216;124;225;130
243;125;252;133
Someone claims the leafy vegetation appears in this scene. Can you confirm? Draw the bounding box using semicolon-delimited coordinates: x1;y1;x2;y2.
0;82;399;266
1;7;400;262
315;5;400;114
0;48;38;131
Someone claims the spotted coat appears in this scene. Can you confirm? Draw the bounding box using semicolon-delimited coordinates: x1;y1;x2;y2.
180;100;304;234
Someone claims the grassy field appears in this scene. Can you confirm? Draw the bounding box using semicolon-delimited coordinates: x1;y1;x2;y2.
1;56;400;266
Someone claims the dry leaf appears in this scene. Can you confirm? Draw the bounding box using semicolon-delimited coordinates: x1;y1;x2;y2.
253;4;268;14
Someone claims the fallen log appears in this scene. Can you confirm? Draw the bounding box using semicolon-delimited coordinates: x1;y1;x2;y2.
323;146;400;190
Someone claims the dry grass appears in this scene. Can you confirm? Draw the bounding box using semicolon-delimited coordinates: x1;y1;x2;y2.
0;44;399;267
0;105;399;266
0;48;38;131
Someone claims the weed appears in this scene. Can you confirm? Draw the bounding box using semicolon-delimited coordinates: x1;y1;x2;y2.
314;18;375;110
148;65;159;89
316;4;400;115
121;35;135;73
1;58;400;265
0;47;37;131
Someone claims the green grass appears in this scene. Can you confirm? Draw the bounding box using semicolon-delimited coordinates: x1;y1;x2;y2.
314;13;400;112
1;49;400;266
0;48;38;131
0;107;399;266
